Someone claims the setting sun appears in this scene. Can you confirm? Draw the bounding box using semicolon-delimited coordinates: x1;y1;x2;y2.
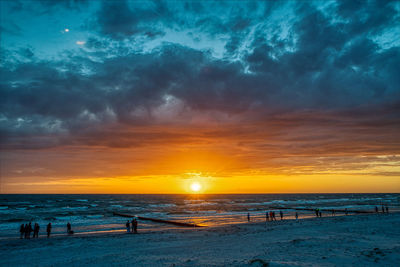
190;182;202;192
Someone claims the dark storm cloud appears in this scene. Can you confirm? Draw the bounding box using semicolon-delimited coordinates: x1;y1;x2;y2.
91;0;170;39
336;0;399;35
3;0;89;14
1;0;399;157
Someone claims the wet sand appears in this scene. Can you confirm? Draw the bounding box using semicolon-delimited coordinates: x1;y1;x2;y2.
1;213;399;266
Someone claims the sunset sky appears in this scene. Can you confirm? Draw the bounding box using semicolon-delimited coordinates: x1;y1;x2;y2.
1;0;399;193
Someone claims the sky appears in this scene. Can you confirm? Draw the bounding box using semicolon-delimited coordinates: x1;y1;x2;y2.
0;0;399;194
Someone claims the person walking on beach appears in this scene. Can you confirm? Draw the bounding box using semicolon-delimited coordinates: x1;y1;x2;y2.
247;212;250;222
375;206;379;213
345;208;348;216
126;220;130;233
319;211;322;217
331;209;335;216
27;222;33;239
381;205;385;213
279;210;283;220
29;222;33;238
272;211;276;221
19;224;24;239
265;211;269;222
315;209;319;217
33;223;40;238
47;223;52;238
67;222;73;235
132;218;138;234
295;212;298;221
33;223;37;238
385;206;389;213
36;223;40;238
24;223;28;239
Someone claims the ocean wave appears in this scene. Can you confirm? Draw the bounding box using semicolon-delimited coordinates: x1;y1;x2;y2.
148;204;177;208
60;206;89;211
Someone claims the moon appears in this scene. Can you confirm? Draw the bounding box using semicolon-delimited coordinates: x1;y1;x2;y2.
190;182;202;192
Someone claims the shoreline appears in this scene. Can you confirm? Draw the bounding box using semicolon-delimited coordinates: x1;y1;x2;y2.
2;211;398;241
1;212;399;266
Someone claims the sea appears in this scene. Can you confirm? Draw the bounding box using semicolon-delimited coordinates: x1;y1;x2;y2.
1;194;399;239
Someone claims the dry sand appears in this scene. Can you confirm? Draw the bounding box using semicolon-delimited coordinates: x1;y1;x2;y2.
1;213;399;266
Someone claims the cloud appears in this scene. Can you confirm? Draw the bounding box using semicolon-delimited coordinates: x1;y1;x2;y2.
89;0;169;39
0;0;399;180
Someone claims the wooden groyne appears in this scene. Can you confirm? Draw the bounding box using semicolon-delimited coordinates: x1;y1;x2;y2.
270;207;374;214
113;212;205;227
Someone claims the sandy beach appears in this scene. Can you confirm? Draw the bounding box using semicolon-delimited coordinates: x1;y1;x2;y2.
1;212;399;267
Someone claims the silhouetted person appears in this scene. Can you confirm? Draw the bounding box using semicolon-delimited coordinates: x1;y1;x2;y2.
295;212;298;221
345;208;348;216
33;223;36;238
247;212;250;222
381;205;385;213
375;206;379;213
27;222;32;239
32;223;36;238
19;224;24;239
33;223;40;238
272;211;276;221
279;210;283;220
47;223;52;238
332;209;335;216
67;222;73;235
319;211;322;217
132;218;138;234
126;220;130;233
24;224;28;239
265;211;269;222
385;206;389;213
315;209;319;217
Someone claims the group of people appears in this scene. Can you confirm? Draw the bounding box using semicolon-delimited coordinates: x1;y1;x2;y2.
248;211;289;222
265;210;286;221
315;208;323;217
19;222;40;239
264;211;277;221
375;206;389;213
125;218;138;234
20;222;50;239
248;206;389;222
19;222;74;239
